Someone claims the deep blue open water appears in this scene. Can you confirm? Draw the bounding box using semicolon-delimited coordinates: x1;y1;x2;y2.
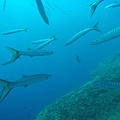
0;0;120;119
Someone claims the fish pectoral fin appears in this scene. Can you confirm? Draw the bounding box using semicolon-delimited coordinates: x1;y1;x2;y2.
6;46;19;63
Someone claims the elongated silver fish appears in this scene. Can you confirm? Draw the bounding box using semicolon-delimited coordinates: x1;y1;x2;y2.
31;39;49;44
35;37;56;50
3;0;7;11
65;22;101;46
88;0;104;17
90;27;120;45
105;2;120;9
35;40;54;50
97;81;120;89
2;28;28;35
31;36;56;44
5;46;54;63
0;74;51;103
35;0;49;25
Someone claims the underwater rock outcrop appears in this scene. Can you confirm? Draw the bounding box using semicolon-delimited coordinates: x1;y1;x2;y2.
35;51;120;120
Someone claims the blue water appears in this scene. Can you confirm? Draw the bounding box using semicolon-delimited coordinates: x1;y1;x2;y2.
0;0;120;119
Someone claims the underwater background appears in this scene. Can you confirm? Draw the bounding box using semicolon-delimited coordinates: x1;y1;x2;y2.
0;0;120;120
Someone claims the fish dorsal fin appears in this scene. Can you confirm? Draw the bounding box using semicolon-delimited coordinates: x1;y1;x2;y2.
22;74;28;78
28;48;31;50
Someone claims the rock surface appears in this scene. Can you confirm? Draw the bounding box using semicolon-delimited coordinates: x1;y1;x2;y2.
35;51;120;120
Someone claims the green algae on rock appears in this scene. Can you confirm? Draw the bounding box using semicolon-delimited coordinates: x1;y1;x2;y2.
35;51;120;120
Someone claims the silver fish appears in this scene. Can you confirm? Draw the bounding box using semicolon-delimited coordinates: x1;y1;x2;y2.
2;28;28;35
5;46;54;63
105;2;120;9
90;27;120;45
97;81;120;89
0;74;51;102
65;22;101;46
35;37;56;50
31;36;56;44
3;0;7;11
35;0;49;25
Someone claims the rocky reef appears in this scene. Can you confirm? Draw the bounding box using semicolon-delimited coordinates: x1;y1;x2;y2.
35;51;120;120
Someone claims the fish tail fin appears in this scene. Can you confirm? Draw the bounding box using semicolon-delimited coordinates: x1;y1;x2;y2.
1;60;12;66
0;79;12;103
87;3;96;17
6;46;20;63
92;21;102;32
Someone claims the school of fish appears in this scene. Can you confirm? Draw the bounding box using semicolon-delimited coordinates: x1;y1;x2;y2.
0;0;120;102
